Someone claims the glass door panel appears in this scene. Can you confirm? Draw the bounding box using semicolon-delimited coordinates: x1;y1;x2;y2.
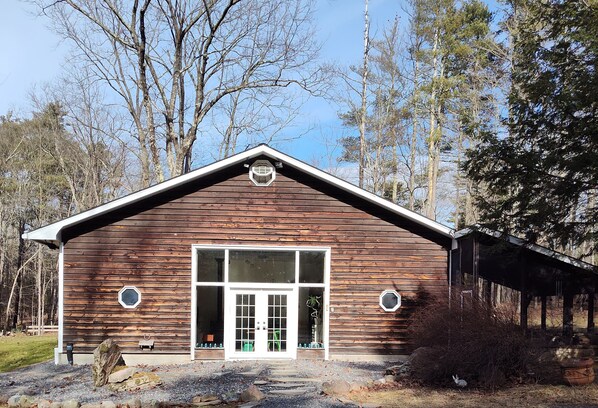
267;294;288;352
234;293;256;352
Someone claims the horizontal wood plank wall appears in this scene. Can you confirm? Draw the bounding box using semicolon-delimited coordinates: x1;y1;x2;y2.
62;164;448;356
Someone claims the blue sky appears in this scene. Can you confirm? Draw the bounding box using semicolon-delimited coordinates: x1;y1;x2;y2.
0;0;402;161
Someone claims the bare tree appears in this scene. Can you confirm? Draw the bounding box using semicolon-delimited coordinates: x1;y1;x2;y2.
40;0;325;184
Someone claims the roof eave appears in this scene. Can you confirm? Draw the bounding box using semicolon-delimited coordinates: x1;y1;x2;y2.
23;144;454;245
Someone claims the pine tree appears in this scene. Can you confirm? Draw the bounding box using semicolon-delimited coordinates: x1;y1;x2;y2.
465;0;598;258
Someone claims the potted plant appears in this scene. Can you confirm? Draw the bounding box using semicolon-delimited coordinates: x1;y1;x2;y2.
306;295;322;346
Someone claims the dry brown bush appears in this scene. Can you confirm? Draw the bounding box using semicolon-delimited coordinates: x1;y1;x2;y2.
408;293;534;389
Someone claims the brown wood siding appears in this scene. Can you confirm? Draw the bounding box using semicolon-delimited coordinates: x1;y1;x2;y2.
62;163;449;356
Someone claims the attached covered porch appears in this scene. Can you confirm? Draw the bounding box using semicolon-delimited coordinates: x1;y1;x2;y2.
453;228;598;336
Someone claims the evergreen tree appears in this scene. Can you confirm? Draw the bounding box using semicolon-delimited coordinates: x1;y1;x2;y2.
465;0;598;257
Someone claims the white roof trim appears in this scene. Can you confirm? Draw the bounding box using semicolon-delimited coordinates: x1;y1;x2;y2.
23;144;453;245
455;226;596;272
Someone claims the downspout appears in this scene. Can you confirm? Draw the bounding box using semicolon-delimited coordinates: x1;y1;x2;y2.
449;232;458;307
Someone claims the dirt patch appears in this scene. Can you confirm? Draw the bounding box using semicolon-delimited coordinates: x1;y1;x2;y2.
348;384;598;408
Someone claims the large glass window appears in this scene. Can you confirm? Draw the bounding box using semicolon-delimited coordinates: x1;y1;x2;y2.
229;250;295;283
196;286;224;347
197;250;225;282
298;287;324;348
299;251;325;283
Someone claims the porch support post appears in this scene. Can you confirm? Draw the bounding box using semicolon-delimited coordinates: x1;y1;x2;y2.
563;292;574;337
588;292;595;334
519;256;529;332
541;295;547;331
520;292;530;332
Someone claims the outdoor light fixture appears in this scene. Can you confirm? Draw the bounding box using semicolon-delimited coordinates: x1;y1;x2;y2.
66;343;74;365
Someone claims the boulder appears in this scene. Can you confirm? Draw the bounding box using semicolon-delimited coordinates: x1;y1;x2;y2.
62;400;81;408
383;375;396;383
37;400;52;408
100;402;117;408
8;395;21;408
239;385;265;402
50;403;62;408
62;400;80;408
108;367;138;384
124;399;141;408
0;395;9;405
18;395;37;408
321;380;351;396
92;339;124;387
108;372;162;392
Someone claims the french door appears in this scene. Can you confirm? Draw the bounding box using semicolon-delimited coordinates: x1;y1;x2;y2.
227;289;296;359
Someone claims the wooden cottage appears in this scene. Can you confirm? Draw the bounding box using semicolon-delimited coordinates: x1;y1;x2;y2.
24;145;454;364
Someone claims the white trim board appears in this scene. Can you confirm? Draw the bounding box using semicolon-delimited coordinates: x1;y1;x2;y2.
191;244;331;361
23;144;453;246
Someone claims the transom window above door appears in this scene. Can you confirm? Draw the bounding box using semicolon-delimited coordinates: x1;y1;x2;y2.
195;247;327;285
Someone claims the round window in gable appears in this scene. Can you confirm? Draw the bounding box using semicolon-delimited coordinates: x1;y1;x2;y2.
249;160;276;186
379;290;401;312
119;286;141;309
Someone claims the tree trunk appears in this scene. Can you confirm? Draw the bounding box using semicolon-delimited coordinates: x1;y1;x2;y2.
358;0;369;189
425;27;440;219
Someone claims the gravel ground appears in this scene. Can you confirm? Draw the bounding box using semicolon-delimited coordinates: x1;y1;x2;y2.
0;359;389;407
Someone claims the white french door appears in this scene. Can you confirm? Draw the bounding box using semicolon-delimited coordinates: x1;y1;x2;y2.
227;289;296;359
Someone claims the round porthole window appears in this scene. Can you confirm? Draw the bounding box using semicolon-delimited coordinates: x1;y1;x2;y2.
119;286;141;309
379;290;401;312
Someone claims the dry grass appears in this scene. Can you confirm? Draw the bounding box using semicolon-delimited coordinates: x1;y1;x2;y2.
349;384;598;407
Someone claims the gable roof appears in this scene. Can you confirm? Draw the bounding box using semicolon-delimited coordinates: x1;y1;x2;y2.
23;144;454;247
454;226;596;273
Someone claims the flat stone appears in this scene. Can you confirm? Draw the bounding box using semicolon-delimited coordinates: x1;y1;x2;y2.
361;404;382;408
108;367;138;384
108;372;162;392
192;395;219;404
268;377;320;383
239;371;261;376
268;387;316;395
253;380;269;385
192;400;221;407
267;383;306;388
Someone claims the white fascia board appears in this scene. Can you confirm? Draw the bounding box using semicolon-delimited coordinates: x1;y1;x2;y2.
23;144;453;245
454;226;596;272
259;146;454;238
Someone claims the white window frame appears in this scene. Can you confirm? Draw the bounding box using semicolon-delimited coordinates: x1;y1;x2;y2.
249;160;276;186
379;289;401;312
190;244;330;360
118;286;142;309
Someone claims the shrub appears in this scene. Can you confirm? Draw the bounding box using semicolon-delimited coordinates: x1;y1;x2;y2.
408;293;533;389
